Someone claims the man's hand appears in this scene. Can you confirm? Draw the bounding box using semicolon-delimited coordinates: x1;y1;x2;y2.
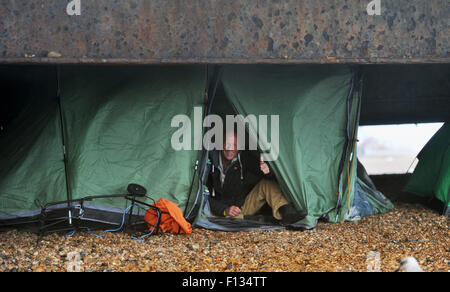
260;154;270;175
226;206;241;217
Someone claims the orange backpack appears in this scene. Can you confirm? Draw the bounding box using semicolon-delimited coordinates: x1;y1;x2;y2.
144;198;192;235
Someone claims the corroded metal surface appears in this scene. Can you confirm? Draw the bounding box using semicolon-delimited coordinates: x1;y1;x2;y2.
0;0;448;64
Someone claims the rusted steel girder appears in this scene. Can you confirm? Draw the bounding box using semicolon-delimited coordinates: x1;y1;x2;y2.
0;0;448;64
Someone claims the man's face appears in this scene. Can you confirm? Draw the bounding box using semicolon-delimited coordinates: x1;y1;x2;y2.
222;132;238;161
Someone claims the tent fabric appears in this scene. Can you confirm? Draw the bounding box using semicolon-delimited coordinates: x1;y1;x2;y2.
59;65;205;212
346;160;394;221
198;64;393;228
0;67;67;218
404;123;450;208
0;65;206;221
347;178;395;220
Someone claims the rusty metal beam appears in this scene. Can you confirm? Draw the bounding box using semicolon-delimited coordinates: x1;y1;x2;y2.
0;0;448;64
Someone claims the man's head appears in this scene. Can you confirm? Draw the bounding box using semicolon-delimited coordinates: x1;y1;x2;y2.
222;130;238;162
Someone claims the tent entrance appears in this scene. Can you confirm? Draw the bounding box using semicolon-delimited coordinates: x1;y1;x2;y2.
194;79;286;231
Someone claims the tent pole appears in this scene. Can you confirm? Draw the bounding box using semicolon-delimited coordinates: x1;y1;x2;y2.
55;65;73;223
332;67;358;220
344;67;363;220
184;65;223;220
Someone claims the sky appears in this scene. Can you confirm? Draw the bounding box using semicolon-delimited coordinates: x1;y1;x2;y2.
357;122;444;174
358;123;444;153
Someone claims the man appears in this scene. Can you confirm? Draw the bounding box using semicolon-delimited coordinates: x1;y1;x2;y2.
207;131;307;225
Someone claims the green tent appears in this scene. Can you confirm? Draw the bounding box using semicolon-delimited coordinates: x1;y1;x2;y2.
196;65;393;230
0;65;205;229
0;64;393;233
403;123;450;215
